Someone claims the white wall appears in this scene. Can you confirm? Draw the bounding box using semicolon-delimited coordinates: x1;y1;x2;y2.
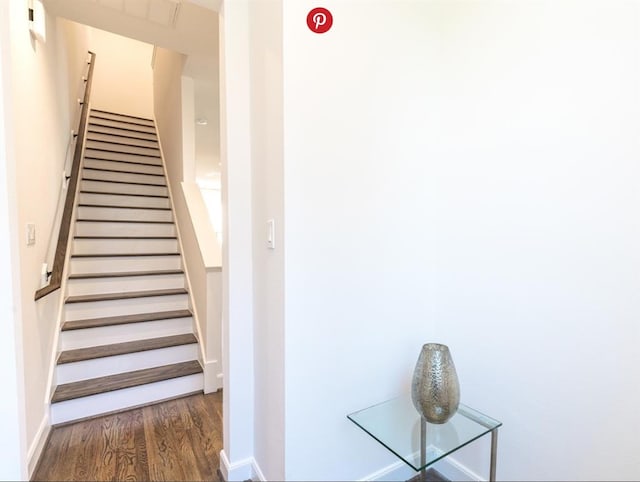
182;181;223;392
218;1;256;479
194;76;221;181
0;2;26;478
1;1;91;477
89;28;153;118
282;2;439;479
152;47;185;181
11;0;88;457
153;46;223;392
275;1;640;480
249;0;285;480
429;2;640;480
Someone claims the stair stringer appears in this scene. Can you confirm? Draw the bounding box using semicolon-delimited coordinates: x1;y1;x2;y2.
153;124;217;393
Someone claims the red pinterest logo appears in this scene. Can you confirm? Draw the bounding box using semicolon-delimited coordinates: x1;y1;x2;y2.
307;7;333;34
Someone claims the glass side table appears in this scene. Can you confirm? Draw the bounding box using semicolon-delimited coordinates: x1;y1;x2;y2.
347;396;502;481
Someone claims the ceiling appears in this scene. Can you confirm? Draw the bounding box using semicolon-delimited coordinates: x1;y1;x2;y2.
92;0;181;27
43;0;219;56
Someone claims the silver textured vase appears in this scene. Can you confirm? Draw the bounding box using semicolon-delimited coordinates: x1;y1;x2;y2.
411;343;460;424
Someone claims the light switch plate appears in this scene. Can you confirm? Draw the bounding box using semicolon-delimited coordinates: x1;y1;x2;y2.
267;219;275;249
26;223;35;245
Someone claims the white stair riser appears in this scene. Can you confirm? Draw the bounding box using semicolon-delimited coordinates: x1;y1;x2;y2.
60;317;193;350
64;294;189;321
72;238;178;255
69;255;181;274
83;168;166;186
86;140;160;157
57;344;199;384
89;117;156;133
78;192;170;209
91;111;155;127
83;159;164;176
87;132;159;149
81;179;167;197
67;273;185;296
50;373;203;425
76;206;173;222
84;148;162;166
74;221;175;237
88;124;158;141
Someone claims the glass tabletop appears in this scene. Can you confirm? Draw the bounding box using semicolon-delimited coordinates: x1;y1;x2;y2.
347;395;502;472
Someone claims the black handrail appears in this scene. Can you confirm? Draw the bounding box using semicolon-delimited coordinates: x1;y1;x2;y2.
35;51;96;300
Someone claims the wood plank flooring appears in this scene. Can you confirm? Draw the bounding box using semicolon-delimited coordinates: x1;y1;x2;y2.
33;391;222;481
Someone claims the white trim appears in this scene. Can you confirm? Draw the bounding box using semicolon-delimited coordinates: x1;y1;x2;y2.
358;459;416;482
219;450;251;481
361;451;483;482
26;412;50;478
219;450;265;481
251;458;266;482
433;455;484;482
203;358;222;393
153;121;209;389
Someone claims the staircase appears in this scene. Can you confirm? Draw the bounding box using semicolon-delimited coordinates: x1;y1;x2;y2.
50;109;203;425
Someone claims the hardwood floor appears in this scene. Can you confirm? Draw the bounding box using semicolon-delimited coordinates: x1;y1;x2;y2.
32;391;223;481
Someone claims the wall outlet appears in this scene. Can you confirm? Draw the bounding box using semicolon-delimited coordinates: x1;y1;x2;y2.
26;223;35;245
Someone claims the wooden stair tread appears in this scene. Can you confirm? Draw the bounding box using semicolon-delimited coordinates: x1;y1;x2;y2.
51;360;202;402
86;137;159;149
90;115;155;125
83;167;164;177
78;203;170;210
58;334;197;364
75;219;173;224
84;156;162;167
82;177;166;187
71;253;180;258
89;115;155;127
87;129;158;142
89;116;156;129
88;121;157;136
62;309;193;331
91;109;154;123
80;190;169;199
84;148;161;158
66;288;187;304
68;269;183;280
74;235;177;239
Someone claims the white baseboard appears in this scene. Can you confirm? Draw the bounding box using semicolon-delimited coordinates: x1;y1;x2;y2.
362;455;483;482
433;455;484;482
252;459;266;481
358;459;416;481
219;450;265;481
27;411;51;478
203;359;222;393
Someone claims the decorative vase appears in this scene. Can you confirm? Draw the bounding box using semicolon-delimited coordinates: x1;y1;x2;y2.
411;343;460;424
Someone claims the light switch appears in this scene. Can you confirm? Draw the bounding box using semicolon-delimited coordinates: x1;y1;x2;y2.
267;219;275;249
26;223;35;245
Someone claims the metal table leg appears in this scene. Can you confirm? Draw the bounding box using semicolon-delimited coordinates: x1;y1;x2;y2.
420;418;427;476
489;428;498;481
